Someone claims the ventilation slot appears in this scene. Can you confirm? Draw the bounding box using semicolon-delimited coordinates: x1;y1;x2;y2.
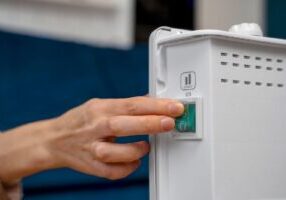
221;79;228;83
221;62;227;66
219;52;285;89
220;79;285;89
233;54;239;58
233;80;240;84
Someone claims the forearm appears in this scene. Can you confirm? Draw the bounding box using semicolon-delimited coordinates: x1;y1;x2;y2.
0;97;183;186
0;120;58;185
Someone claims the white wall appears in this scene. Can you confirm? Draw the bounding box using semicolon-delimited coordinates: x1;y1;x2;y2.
196;0;265;32
0;0;135;49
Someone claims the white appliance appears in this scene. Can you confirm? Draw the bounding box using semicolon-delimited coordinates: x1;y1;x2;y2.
149;23;286;200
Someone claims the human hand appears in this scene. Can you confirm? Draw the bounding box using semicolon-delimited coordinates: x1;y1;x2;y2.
0;97;183;184
45;97;184;180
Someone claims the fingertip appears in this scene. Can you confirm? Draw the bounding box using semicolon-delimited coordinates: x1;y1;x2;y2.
176;103;185;115
168;102;184;117
161;117;175;131
136;141;150;150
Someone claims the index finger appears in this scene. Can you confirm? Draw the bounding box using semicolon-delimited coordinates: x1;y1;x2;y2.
109;97;184;117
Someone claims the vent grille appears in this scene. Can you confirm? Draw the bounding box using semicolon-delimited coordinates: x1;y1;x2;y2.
220;79;284;88
219;52;285;88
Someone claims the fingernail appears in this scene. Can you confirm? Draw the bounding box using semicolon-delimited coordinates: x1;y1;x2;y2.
169;103;184;115
161;117;175;131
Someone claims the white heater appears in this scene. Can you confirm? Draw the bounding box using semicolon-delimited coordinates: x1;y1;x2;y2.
149;24;286;200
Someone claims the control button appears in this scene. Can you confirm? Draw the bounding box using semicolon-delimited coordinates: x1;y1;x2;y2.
175;103;196;133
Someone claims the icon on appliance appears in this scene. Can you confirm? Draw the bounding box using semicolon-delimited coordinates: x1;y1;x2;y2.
180;71;196;91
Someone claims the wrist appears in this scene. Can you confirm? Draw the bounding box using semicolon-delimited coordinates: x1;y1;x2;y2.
0;119;59;184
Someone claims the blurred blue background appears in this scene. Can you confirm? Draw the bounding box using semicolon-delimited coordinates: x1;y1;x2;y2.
0;31;149;199
0;0;286;199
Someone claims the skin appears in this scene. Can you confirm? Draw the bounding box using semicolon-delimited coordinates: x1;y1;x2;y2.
0;97;184;186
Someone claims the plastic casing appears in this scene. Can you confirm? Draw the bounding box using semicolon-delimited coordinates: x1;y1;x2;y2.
149;27;286;200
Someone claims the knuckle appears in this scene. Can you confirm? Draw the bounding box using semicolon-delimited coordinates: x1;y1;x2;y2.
85;98;102;113
124;100;138;115
86;98;101;107
107;117;117;135
141;117;156;132
106;117;120;135
94;143;109;161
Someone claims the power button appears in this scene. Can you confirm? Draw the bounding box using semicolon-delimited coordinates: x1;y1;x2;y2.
172;97;203;140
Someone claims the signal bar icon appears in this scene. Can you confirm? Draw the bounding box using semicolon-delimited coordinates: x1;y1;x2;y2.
180;71;196;91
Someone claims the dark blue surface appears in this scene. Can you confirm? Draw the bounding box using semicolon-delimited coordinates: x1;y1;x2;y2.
267;0;286;39
25;179;149;200
0;30;149;199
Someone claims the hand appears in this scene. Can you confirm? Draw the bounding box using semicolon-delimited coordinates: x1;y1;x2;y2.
46;97;184;180
0;97;184;184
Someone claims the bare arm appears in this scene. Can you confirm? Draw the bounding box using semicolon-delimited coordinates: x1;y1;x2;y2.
0;97;184;185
